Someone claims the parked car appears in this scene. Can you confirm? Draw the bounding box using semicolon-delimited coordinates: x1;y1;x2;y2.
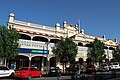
14;67;42;80
110;62;120;71
55;67;63;73
0;65;15;78
65;63;80;76
48;67;61;77
86;64;96;74
98;63;110;71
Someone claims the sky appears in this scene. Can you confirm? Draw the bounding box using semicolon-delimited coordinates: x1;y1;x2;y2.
0;0;120;43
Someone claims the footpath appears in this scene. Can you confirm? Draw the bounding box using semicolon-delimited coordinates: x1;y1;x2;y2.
107;77;120;80
79;72;120;80
79;75;120;80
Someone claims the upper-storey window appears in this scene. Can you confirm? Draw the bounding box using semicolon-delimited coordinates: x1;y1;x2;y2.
85;43;93;47
78;42;83;46
20;34;31;40
32;36;48;42
104;46;108;49
109;47;115;50
50;39;60;43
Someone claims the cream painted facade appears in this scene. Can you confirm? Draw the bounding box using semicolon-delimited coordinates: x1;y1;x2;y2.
7;13;118;70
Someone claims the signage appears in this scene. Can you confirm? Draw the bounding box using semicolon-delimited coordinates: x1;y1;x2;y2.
18;48;49;54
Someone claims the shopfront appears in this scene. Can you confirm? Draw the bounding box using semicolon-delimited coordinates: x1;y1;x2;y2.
14;48;49;70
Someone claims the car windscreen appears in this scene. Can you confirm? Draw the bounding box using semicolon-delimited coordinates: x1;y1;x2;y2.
50;69;57;71
69;64;78;67
101;64;107;66
19;67;28;70
113;63;118;65
0;66;9;70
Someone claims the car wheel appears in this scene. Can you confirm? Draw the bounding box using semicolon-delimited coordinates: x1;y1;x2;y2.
10;73;14;78
28;75;31;80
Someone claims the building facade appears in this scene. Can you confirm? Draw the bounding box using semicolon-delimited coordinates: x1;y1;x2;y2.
7;13;118;71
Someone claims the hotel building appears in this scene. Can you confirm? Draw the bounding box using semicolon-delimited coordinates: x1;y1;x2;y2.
6;13;118;71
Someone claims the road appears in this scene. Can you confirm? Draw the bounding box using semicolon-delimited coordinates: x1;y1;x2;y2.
1;71;120;80
1;76;71;80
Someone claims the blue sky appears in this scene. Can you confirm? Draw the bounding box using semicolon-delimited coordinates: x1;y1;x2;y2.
0;0;120;43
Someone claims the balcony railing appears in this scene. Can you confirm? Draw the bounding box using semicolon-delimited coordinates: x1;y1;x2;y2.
13;20;55;31
18;39;91;52
78;46;89;51
18;39;114;55
18;39;55;49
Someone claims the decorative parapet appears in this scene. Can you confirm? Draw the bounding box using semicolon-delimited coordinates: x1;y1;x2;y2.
104;40;118;46
13;20;56;31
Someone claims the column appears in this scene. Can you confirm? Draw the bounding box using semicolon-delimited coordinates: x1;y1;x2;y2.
45;41;50;73
41;57;44;71
29;57;31;67
47;57;50;70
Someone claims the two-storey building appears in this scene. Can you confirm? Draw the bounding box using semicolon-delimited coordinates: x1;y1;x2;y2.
7;13;118;71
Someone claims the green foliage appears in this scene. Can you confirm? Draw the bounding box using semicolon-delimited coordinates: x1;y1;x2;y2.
56;37;78;63
113;46;120;62
91;38;106;64
0;25;20;59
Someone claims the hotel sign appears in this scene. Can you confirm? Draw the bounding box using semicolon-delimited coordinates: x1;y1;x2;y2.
18;48;49;54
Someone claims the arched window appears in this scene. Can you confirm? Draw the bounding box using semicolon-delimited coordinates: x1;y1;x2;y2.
85;43;93;47
78;42;83;46
109;47;115;50
50;39;60;43
20;34;31;40
104;46;108;49
32;36;48;42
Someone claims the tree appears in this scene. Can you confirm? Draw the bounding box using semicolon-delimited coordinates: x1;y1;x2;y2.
91;38;106;65
89;38;107;80
113;46;120;62
0;25;20;66
56;37;78;73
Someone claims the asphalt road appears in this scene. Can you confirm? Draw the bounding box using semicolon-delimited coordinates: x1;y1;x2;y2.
0;76;71;80
1;71;120;80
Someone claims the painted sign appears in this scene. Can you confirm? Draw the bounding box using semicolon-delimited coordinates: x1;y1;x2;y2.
18;48;49;54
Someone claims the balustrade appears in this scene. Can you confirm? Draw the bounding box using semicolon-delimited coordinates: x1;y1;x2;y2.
13;20;55;30
18;39;55;49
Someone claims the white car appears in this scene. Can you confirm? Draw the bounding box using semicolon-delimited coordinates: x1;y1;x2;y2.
0;65;15;78
98;63;110;71
110;62;120;70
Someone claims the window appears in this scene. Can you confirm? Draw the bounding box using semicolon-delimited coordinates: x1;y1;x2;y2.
19;67;28;70
0;66;9;70
30;67;37;71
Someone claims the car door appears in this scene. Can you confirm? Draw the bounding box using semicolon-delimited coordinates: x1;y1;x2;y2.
0;66;5;77
30;67;34;77
0;66;11;77
30;67;38;77
32;67;40;77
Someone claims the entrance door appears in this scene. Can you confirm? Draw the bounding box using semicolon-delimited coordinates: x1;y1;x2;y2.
50;57;56;67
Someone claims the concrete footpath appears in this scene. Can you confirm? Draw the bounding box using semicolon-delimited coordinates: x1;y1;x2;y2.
79;73;120;80
107;77;120;80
